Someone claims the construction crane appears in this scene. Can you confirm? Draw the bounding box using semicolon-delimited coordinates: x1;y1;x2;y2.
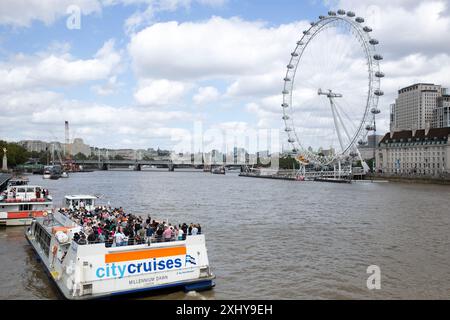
65;120;71;160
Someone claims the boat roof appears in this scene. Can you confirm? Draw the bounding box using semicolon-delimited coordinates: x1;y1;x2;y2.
8;185;45;189
65;195;97;200
9;177;29;182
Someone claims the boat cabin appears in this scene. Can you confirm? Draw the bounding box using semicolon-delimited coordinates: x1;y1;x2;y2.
64;195;97;211
1;185;50;202
7;177;29;187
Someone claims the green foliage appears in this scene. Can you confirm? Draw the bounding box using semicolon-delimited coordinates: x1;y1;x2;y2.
73;152;88;160
278;156;300;170
0;140;29;167
142;155;154;161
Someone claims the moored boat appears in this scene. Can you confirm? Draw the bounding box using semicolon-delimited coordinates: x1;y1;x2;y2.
211;166;225;175
43;170;51;179
25;195;215;299
0;185;52;226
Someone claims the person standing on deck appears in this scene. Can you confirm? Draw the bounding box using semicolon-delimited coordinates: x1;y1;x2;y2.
191;225;198;236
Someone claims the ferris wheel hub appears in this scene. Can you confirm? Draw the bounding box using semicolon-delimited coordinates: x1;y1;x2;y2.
318;89;343;98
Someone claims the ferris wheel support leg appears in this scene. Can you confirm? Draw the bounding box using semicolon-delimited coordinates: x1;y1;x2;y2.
334;101;370;175
338;160;341;179
329;99;345;153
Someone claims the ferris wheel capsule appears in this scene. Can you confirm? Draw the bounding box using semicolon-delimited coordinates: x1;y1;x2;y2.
369;39;379;45
319;15;325;20
282;90;289;94
281;103;289;108
374;54;383;61
355;17;365;23
328;11;336;16
337;9;346;15
291;52;299;57
375;71;385;78
282;115;290;120
371;107;381;114
347;11;355;17
284;77;291;81
374;89;384;96
363;26;372;32
287;64;294;69
366;125;375;131
288;138;295;143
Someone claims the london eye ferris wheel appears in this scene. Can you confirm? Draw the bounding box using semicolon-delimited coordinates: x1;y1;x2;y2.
281;9;384;169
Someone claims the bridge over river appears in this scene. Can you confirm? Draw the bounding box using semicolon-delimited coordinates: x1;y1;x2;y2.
73;159;244;171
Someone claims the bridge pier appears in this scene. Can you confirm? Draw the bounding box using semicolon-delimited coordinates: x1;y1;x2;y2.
168;164;175;172
102;163;110;171
134;164;142;171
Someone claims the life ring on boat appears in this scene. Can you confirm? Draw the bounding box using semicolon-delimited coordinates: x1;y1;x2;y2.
52;245;58;255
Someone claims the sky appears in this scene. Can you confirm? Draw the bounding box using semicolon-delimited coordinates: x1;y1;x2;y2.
0;0;449;153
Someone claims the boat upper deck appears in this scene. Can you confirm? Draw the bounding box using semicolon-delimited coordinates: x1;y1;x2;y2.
0;185;52;204
38;205;203;248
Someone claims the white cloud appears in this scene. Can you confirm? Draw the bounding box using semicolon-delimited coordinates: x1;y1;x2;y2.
193;86;220;104
105;0;229;33
329;0;450;59
0;0;227;29
91;76;122;96
0;0;101;27
0;89;195;148
128;17;308;80
134;79;190;106
0;39;121;92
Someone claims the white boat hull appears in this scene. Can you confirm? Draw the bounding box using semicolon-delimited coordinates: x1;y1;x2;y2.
26;214;215;299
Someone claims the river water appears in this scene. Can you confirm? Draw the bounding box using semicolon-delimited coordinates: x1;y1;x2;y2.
1;170;450;300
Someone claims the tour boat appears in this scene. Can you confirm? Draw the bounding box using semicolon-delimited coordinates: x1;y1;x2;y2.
0;185;53;226
25;195;215;299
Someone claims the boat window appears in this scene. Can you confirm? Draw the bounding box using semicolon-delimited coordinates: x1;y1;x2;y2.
34;224;51;257
17;188;26;193
66;199;71;207
19;204;33;211
85;199;92;206
27;188;35;193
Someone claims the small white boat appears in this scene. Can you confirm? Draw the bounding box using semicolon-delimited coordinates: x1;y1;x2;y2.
43;170;51;179
61;172;69;178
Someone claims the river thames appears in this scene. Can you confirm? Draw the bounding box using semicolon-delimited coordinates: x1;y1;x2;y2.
1;170;450;299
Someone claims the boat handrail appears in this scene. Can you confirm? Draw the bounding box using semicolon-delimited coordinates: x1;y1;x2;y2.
0;195;52;203
73;233;203;248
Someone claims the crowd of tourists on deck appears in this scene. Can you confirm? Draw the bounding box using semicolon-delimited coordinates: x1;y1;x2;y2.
58;205;202;247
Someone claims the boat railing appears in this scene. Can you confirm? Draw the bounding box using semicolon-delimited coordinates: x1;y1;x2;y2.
75;233;203;248
0;194;52;203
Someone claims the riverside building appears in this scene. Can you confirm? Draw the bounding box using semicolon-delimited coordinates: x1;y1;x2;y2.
390;83;449;131
376;127;450;175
